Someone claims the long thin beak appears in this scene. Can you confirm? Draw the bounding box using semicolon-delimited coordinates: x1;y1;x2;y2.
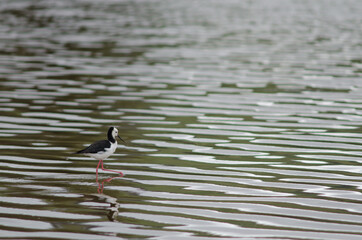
118;135;126;144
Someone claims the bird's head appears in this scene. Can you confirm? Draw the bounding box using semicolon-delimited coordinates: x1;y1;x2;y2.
108;127;126;144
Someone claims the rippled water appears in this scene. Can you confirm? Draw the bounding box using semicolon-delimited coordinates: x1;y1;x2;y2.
0;0;362;239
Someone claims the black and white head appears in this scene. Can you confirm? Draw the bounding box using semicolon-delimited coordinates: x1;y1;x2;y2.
107;127;125;144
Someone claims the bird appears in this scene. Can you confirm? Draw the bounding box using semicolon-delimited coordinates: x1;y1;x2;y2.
75;127;125;178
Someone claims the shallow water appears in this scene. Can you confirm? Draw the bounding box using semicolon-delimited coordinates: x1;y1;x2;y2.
0;0;362;239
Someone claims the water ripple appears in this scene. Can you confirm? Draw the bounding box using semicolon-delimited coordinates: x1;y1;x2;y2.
0;0;361;239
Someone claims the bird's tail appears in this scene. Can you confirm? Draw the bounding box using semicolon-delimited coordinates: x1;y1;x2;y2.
74;149;85;154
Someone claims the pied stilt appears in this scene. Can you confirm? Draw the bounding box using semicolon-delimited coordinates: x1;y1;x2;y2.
75;127;125;177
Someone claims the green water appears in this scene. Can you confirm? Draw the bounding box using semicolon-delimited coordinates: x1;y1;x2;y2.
0;0;361;239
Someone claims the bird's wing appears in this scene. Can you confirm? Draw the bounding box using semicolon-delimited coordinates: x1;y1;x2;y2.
75;140;111;154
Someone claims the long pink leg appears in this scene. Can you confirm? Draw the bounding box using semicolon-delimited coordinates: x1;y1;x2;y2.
101;160;124;177
97;178;103;194
96;159;102;181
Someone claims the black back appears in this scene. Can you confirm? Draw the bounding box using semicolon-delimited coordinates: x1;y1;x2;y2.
75;140;111;154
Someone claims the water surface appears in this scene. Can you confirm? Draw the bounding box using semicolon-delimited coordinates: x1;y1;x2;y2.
0;0;362;239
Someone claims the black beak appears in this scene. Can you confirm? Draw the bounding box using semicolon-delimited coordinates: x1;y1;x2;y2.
118;135;126;144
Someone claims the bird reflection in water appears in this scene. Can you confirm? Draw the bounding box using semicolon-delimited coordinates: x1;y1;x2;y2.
95;175;123;221
96;174;122;194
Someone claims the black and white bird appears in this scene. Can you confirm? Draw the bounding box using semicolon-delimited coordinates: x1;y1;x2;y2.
75;127;125;177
